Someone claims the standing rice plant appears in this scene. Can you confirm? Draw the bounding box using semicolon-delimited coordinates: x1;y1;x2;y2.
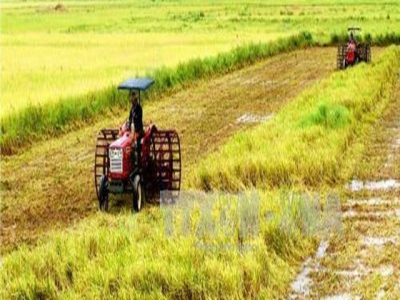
0;190;318;299
190;46;400;191
329;31;400;45
0;32;315;155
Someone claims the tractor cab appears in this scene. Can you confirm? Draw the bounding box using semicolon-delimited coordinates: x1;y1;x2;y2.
94;78;181;213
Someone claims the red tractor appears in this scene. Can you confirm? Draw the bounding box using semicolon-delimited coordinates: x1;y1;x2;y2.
94;78;181;212
337;26;371;69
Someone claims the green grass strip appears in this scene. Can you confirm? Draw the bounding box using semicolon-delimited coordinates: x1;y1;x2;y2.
2;30;399;155
329;31;400;46
1;46;399;300
1;32;315;155
191;46;400;191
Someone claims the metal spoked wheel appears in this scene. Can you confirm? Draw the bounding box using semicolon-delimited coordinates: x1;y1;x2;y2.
143;130;181;203
94;129;119;200
337;45;346;70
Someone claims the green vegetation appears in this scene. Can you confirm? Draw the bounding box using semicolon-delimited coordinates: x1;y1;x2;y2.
0;32;315;155
305;83;400;298
3;30;400;156
330;31;400;46
0;47;336;254
1;46;398;300
299;102;351;130
2;1;400;298
191;46;400;191
1;0;399;153
2;0;400;114
0;192;317;299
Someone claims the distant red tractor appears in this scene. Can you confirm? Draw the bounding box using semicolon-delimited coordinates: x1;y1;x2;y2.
337;26;371;69
94;78;181;212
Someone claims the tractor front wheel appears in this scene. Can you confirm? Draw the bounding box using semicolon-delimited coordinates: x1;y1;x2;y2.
132;175;144;212
99;175;109;211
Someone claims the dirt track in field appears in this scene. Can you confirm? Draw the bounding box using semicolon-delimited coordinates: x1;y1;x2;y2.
0;48;336;253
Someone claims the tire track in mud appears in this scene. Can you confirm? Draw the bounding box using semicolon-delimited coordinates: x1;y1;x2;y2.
289;75;400;299
0;48;336;253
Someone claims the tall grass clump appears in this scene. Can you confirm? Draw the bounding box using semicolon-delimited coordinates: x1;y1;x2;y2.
191;46;400;191
329;31;400;46
0;32;314;155
150;31;313;95
1;190;321;299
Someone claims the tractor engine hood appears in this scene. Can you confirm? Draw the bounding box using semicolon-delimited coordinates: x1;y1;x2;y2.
108;132;133;179
110;132;132;149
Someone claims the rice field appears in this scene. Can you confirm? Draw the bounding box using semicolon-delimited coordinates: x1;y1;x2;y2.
0;47;335;253
191;46;400;191
1;1;400;299
1;45;399;299
1;0;399;116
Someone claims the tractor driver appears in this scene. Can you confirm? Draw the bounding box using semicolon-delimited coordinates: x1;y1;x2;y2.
128;90;144;169
347;31;358;64
349;31;355;43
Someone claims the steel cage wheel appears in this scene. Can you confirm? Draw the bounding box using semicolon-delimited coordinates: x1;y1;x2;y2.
94;129;119;201
143;130;181;203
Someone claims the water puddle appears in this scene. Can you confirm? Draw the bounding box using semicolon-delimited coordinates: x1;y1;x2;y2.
362;236;397;247
376;290;385;300
335;263;394;278
379;265;394;277
289;241;328;298
348;179;400;191
343;209;399;219
335;269;363;278
316;240;329;259
289;260;312;297
235;113;274;124
345;198;398;207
